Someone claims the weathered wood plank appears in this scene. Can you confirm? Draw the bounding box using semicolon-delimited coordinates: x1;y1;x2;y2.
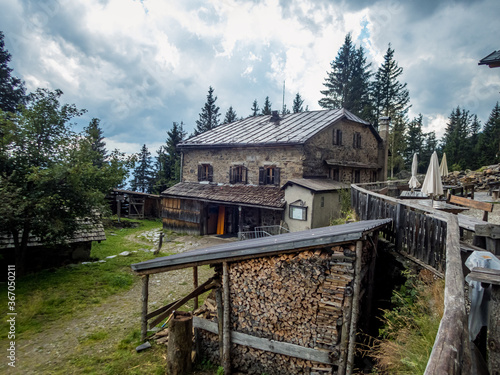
192;316;332;365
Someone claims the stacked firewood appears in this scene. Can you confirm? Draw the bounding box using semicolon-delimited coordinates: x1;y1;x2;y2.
443;163;500;189
196;245;362;374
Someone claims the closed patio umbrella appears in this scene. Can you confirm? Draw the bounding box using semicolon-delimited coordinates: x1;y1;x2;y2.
408;153;420;191
439;153;449;177
421;151;444;198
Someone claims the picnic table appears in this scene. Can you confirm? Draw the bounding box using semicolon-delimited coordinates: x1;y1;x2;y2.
399;190;428;199
402;198;470;214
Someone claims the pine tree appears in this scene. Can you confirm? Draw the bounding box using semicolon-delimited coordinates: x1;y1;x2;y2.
281;104;290;115
131;144;153;193
421;131;438;172
223;106;237;124
292;93;304;113
468;115;482;170
261;96;272;115
372;44;410;128
405;114;424;169
251;99;259;116
194;86;220;135
318;33;372;118
477;102;500;166
442;107;472;170
0;31;26;112
83;118;107;168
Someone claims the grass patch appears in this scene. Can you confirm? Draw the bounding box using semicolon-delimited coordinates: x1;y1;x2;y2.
48;329;166;375
0;218;163;339
370;270;445;374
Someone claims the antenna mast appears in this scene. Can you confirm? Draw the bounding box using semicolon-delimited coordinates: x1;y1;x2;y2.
282;80;285;114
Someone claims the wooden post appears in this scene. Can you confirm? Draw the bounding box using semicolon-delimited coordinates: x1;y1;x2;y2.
193;266;199;310
346;240;363;375
167;311;193;375
141;274;149;341
337;285;353;375
223;261;231;374
215;285;224;363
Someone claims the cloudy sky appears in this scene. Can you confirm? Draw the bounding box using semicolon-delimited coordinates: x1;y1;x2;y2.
1;0;499;156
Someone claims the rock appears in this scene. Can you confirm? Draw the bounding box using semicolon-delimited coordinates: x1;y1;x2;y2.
106;255;117;259
119;251;130;256
135;341;151;352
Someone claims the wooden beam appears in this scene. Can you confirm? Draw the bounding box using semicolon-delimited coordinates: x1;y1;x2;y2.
141;275;149;341
193;266;199;311
215;286;224;363
149;277;216;328
346;240;363;375
192;316;332;365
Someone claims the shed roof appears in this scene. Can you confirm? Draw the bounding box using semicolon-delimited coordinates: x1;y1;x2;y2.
479;50;500;68
0;219;106;249
178;108;378;149
325;160;380;169
282;178;350;192
162;182;285;210
131;219;391;274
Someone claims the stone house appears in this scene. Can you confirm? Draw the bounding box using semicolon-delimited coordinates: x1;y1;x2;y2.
161;109;387;235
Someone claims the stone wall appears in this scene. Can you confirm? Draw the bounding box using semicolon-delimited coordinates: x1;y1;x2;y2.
181;145;305;186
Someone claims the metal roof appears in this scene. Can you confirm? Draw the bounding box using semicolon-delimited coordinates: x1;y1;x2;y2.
162;182;285;209
282;178;350;192
131;219;392;274
479;50;500;67
178;109;372;149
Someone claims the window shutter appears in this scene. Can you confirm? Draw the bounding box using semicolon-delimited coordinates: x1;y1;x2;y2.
332;129;336;145
275;167;281;186
229;166;234;184
357;134;362;148
339;130;342;146
353;133;356;148
243;166;248;184
208;165;213;182
198;165;202;181
259;167;265;185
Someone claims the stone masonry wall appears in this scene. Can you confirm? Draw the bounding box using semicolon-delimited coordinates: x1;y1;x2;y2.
181;145;305;186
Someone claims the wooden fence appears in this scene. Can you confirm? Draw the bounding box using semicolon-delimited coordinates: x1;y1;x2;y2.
351;182;471;374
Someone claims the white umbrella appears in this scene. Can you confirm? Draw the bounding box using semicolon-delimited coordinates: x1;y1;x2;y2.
421;151;444;198
439;153;449;177
408;153;420;191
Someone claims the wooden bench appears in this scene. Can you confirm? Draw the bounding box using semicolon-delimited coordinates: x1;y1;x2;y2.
449;195;494;222
487;181;500;196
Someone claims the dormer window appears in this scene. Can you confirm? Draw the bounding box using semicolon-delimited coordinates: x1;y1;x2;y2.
198;164;213;182
229;165;248;184
259;166;280;186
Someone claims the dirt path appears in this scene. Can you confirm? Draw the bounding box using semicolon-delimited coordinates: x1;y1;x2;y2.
6;231;234;374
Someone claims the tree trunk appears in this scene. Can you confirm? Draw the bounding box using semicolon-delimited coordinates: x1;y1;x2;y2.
167;311;193;375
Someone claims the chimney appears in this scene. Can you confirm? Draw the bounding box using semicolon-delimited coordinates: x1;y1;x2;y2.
270;110;280;123
379;116;391;181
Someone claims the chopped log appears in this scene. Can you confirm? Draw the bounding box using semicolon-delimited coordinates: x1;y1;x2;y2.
166;311;193;375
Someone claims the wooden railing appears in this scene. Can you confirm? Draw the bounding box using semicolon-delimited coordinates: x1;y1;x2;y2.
351;182;471;374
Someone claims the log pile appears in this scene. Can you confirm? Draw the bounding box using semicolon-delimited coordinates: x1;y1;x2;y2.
195;241;378;375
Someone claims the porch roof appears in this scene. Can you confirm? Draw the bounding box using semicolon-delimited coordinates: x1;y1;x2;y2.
282;178;350;192
162;182;285;210
325;160;379;169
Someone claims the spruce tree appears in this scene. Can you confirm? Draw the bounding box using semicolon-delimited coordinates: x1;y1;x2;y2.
261;96;272;115
477;102;500;165
131;144;153;193
194;86;220;135
292;93;304;113
372;44;410;128
223;106;237;124
318;33;372;118
442;107;472;170
405;114;424;169
0;31;26;112
251;99;259;116
83;118;107;168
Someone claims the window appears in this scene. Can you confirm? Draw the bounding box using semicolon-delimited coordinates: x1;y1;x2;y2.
333;129;343;146
371;171;378;182
320;196;325;208
259;166;281;186
329;168;340;181
229;165;248;184
289;200;307;221
198;164;213;182
352;132;362;149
